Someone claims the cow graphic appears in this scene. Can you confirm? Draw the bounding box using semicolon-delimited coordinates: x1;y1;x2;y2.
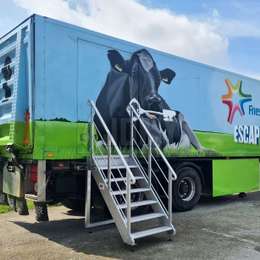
95;49;207;151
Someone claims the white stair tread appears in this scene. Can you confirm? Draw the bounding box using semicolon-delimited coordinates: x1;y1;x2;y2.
108;176;144;182
25;194;38;201
131;213;165;223
99;164;137;170
132;226;173;239
111;188;150;196
119;200;157;209
93;155;137;169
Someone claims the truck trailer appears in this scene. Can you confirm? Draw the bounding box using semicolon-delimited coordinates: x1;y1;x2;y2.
0;15;260;246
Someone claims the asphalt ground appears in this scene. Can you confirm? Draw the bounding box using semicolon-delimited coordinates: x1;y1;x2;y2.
0;192;260;259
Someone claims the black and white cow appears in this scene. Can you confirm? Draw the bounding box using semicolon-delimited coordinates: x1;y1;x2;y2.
95;49;205;151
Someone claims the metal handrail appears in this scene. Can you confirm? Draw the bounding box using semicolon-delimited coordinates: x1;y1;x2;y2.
89;100;136;232
128;100;177;181
91;121;129;207
90;100;136;184
128;99;177;225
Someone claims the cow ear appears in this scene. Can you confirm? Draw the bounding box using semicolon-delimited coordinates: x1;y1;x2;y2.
107;50;125;72
160;69;176;84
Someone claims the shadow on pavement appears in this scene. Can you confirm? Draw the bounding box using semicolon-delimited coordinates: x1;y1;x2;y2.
11;192;260;258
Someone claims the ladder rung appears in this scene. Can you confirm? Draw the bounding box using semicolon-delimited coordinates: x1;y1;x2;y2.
0;43;16;58
93;155;137;170
111;188;150;196
0;61;15;71
119;200;157;209
108;176;144;182
0;98;13;106
25;194;38;201
131;213;165;223
99;164;137;170
0;78;14;86
132;226;173;239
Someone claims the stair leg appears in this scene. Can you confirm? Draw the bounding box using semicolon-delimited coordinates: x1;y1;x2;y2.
84;170;92;228
167;229;175;241
84;170;114;230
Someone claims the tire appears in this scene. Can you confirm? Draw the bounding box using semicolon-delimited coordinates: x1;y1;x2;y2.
16;198;29;215
34;202;49;221
172;166;202;211
62;199;85;212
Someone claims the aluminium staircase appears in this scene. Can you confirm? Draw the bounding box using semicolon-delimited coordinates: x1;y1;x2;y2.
87;100;177;246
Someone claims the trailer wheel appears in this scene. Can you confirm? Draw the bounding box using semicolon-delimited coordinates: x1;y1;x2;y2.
172;166;201;211
34;202;49;221
16;198;29;215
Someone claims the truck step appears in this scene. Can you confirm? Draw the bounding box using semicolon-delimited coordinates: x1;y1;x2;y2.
108;176;144;182
111;188;150;196
132;226;173;239
130;213;165;223
93;155;137;169
25;194;38;201
119;200;157;209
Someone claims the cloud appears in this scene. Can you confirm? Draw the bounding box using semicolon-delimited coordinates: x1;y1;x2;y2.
207;9;260;39
14;0;229;67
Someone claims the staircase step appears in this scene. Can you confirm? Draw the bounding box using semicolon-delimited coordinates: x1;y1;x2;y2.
100;165;137;170
119;200;157;209
131;213;165;223
111;188;150;196
108;176;144;182
132;226;173;239
93;155;137;170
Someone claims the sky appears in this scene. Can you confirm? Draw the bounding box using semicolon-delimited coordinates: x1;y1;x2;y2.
0;0;259;80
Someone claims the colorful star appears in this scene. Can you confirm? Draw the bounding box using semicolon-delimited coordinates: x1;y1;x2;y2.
221;79;252;124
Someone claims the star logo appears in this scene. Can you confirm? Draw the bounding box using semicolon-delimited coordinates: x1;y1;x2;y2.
221;79;252;124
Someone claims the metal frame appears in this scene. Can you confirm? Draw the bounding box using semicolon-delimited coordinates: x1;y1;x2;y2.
87;100;176;245
84;170;114;229
128;99;177;225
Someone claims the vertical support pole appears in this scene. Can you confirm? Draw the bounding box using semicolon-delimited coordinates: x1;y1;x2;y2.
126;169;131;235
107;136;111;190
37;160;46;202
85;170;92;228
90;104;94;157
130;109;134;157
148;138;152;189
168;169;173;225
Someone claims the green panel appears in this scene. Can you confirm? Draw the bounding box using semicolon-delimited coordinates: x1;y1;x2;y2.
1;120;260;160
0;122;32;154
213;159;260;197
32;121;90;160
0;123;13;146
163;131;260;158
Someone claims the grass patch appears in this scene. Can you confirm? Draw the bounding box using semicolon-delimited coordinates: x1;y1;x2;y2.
0;204;11;214
0;200;34;214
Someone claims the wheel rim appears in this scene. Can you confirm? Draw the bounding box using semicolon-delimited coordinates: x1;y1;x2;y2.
177;176;196;202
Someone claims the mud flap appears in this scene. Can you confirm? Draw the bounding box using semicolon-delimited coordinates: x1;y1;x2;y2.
3;163;24;198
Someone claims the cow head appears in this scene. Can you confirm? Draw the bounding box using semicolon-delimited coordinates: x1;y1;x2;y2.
107;49;176;112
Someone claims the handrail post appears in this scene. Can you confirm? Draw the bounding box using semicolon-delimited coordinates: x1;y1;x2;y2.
148;138;152;189
168;168;173;225
90;104;94;157
130;109;134;157
107;136;112;190
126;169;131;235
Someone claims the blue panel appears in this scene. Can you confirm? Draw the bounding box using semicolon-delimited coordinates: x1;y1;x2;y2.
34;15;260;137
